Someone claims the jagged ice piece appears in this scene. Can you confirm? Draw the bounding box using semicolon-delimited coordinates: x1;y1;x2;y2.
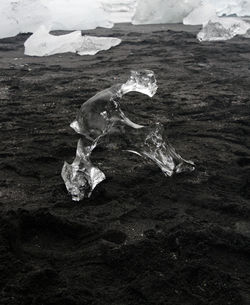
127;123;195;177
61;139;105;201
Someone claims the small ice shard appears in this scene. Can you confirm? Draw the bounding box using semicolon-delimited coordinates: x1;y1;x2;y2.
126;123;195;177
61;139;105;201
70;70;157;140
183;3;217;25
197;17;250;41
24;25;121;57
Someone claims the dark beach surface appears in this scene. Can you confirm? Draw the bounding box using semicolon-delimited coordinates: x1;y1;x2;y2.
0;23;250;305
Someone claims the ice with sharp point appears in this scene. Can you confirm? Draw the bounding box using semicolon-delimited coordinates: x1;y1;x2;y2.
127;123;195;177
24;25;121;57
61;139;105;201
197;16;250;41
63;70;195;201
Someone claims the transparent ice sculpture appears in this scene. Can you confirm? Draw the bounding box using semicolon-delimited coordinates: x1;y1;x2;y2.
61;139;105;201
63;70;195;201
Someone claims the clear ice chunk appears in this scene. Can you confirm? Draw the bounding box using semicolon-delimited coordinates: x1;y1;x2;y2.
197;17;250;41
61;139;105;201
63;70;195;201
24;25;121;57
126;123;195;177
70;70;157;140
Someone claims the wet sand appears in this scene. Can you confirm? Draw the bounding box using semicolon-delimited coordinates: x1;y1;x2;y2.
0;23;250;305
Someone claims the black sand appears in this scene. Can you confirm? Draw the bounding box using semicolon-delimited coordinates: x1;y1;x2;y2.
0;23;250;305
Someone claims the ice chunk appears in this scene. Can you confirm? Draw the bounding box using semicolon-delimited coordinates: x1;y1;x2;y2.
127;123;195;176
43;0;113;31
183;2;217;25
197;16;250;41
0;0;50;39
132;0;201;24
24;26;121;57
61;139;105;201
70;70;157;140
121;70;158;97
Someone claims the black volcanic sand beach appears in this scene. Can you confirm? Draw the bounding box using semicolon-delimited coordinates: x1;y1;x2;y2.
0;23;250;305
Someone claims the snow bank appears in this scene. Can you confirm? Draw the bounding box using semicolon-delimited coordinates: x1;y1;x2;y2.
24;26;121;56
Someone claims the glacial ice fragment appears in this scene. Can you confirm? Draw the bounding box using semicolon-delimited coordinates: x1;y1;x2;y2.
126;123;195;177
24;26;121;57
61;139;105;201
70;70;157;140
197;17;250;41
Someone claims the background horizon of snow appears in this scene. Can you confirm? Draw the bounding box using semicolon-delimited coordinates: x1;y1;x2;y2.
132;0;250;25
132;0;201;24
100;0;137;23
1;0;250;40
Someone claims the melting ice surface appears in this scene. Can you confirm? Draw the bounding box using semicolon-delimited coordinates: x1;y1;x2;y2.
24;26;121;57
197;17;250;41
63;70;195;201
61;139;105;201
